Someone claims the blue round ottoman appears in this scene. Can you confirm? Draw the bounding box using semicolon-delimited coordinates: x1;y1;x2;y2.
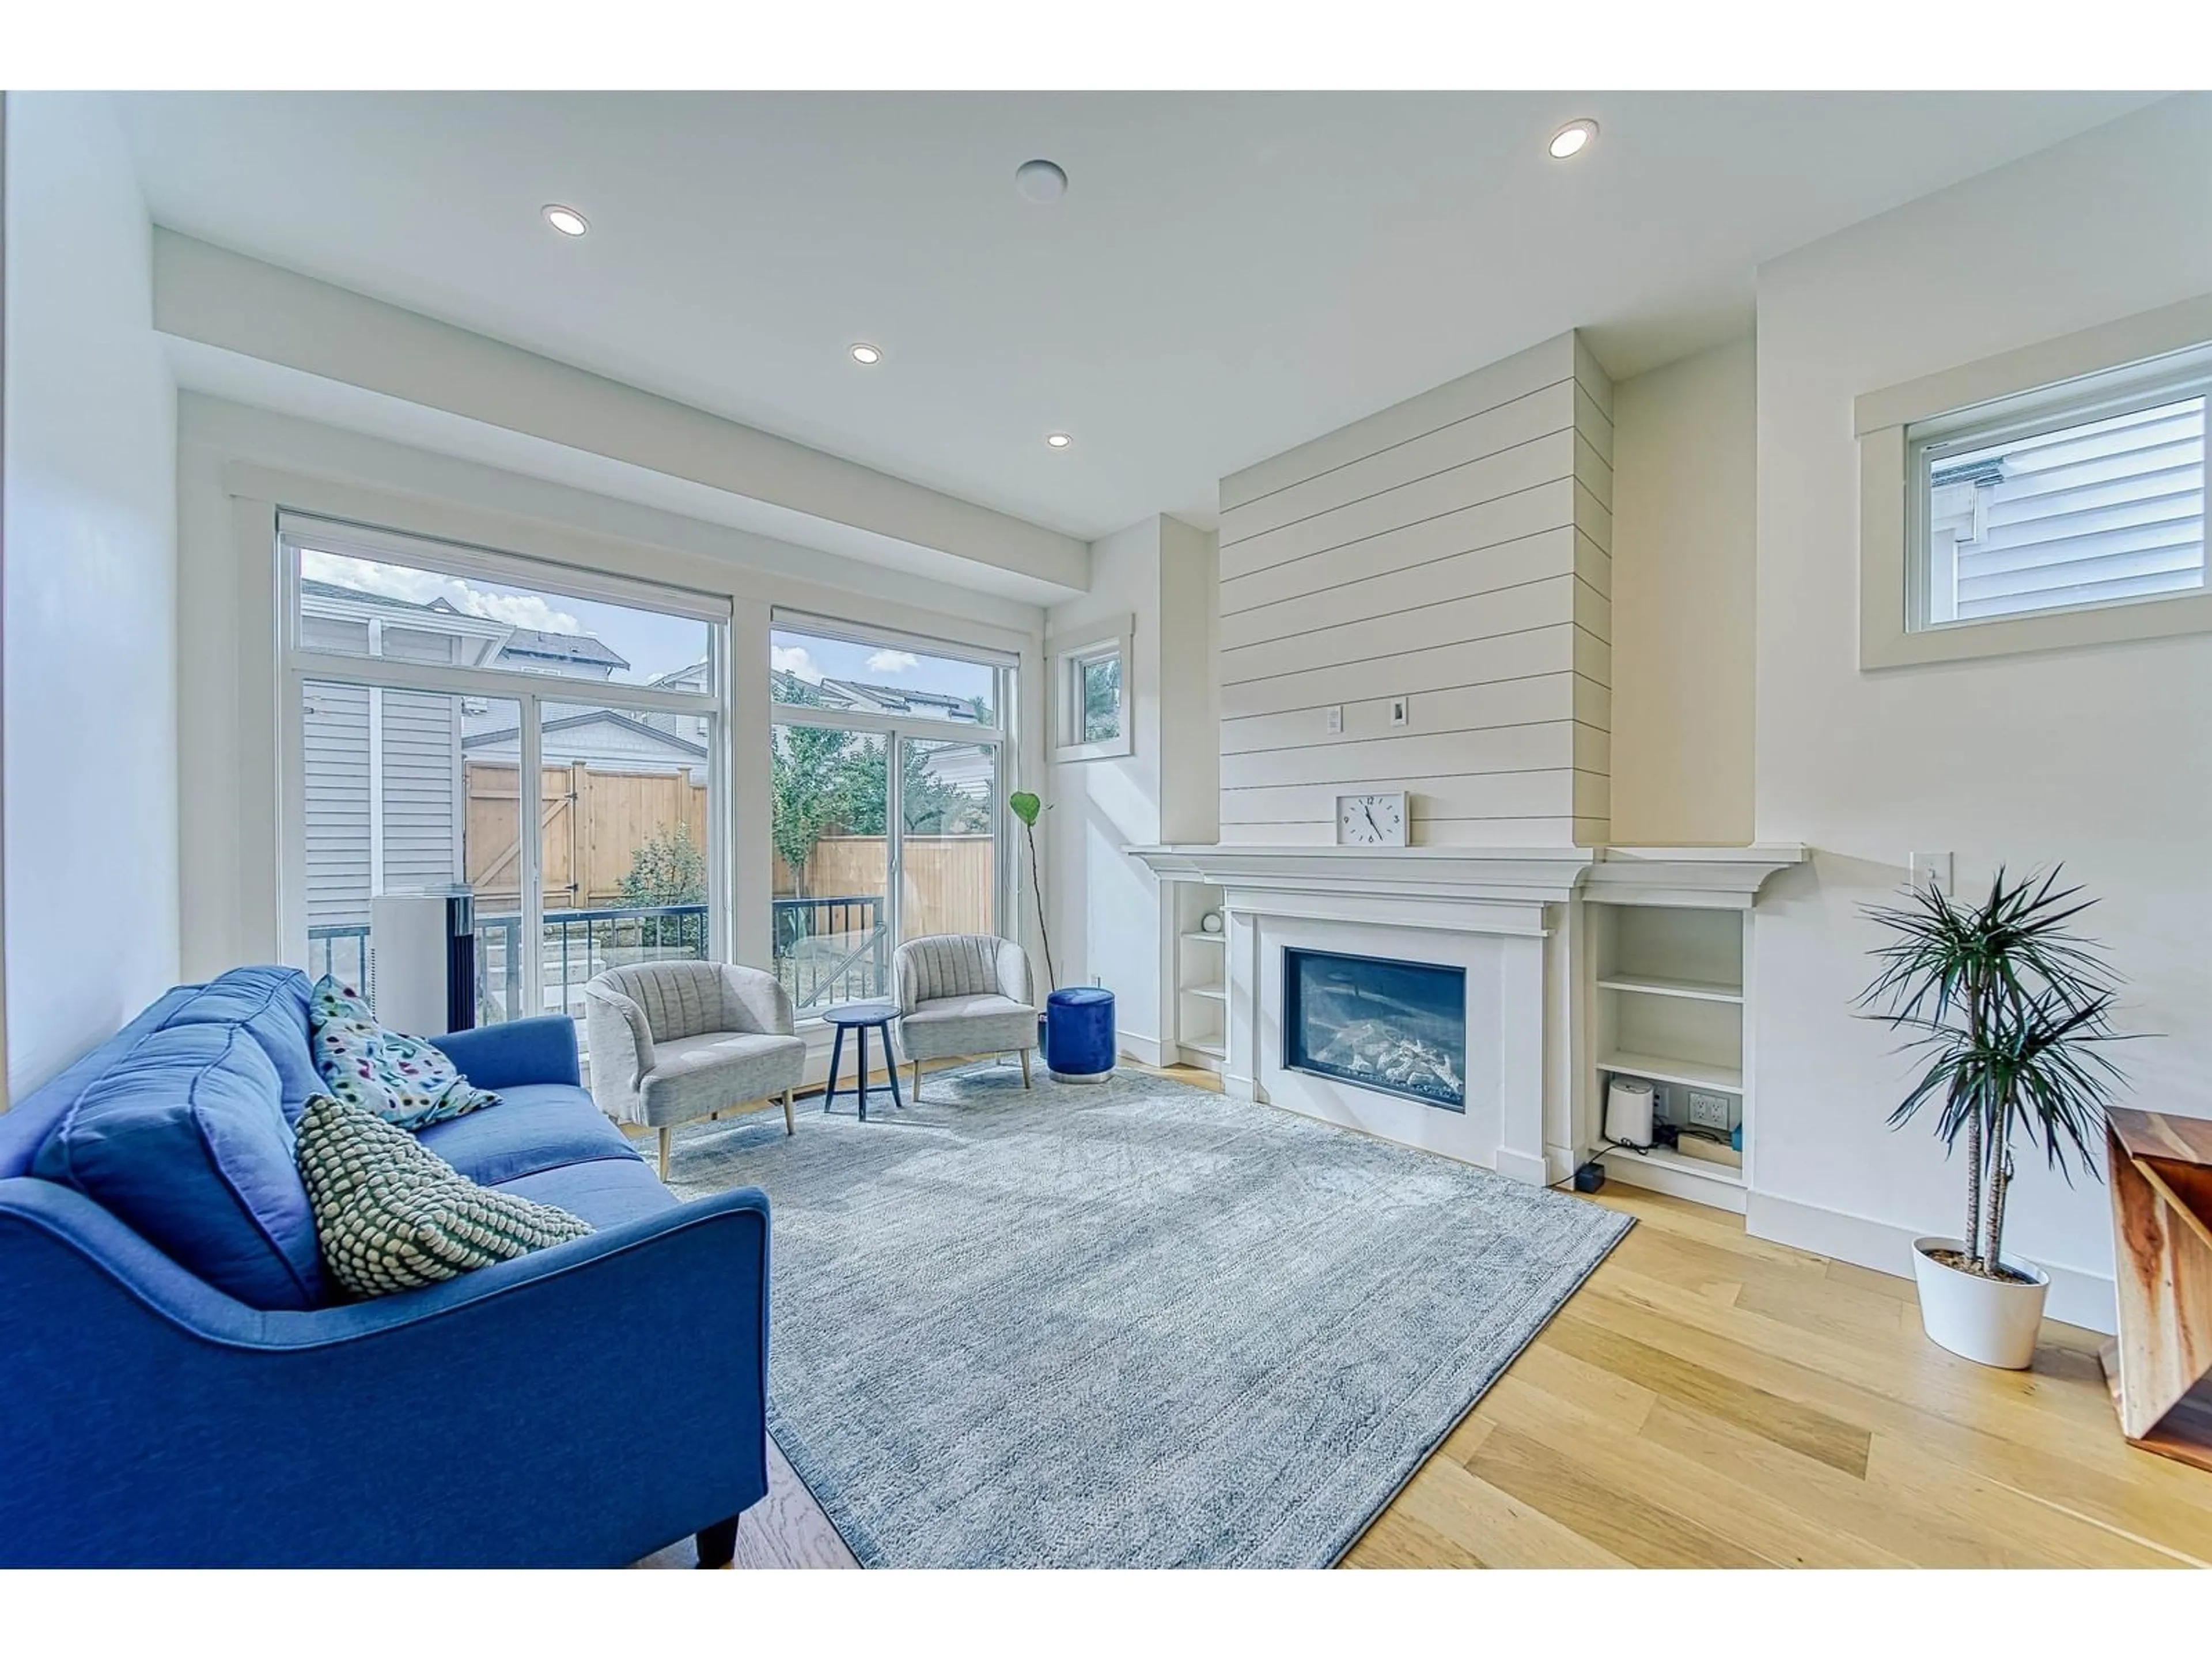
1045;987;1116;1084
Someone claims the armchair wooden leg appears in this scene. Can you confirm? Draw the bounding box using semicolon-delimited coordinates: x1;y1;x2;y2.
658;1126;672;1181
1020;1048;1032;1088
782;1086;796;1136
695;1512;740;1569
912;1058;923;1101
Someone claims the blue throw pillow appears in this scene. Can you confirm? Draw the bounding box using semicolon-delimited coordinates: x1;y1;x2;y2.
33;1022;323;1310
157;965;320;1123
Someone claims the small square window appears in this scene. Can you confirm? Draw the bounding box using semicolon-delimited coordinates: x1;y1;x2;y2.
1051;620;1132;762
1078;651;1123;744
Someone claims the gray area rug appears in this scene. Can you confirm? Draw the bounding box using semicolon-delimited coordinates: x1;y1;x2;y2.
658;1063;1631;1568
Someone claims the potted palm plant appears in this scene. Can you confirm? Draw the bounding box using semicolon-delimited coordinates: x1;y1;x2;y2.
1857;867;2130;1369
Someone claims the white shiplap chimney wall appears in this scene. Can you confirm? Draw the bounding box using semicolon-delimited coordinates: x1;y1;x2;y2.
1215;331;1613;847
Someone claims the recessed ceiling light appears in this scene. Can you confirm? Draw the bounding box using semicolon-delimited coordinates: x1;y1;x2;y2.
1015;158;1069;204
849;342;883;365
541;204;589;237
1548;120;1598;161
1044;431;1073;450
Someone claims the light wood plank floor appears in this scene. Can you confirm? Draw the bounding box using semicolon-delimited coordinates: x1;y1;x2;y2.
646;1063;2212;1569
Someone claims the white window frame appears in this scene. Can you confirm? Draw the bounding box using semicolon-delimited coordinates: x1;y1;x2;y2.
1857;291;2212;670
767;612;1017;1006
1049;613;1134;763
278;512;733;1020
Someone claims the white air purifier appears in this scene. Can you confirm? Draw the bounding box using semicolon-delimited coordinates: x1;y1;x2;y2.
367;892;454;1036
1604;1076;1657;1149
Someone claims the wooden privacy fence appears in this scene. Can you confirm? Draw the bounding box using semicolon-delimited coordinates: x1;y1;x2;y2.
465;761;707;910
465;760;993;934
778;834;997;938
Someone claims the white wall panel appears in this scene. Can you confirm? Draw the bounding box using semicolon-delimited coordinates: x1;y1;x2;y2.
1224;623;1582;726
1219;381;1574;546
1221;432;1574;579
1219;483;1574;616
1214;329;1613;846
1219;528;1575;652
1221;573;1578;686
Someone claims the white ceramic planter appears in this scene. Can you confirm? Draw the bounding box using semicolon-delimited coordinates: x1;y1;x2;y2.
1910;1236;2050;1369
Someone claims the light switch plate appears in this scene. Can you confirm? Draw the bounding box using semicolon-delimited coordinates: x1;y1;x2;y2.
1911;851;1952;894
1389;696;1410;728
1325;705;1343;734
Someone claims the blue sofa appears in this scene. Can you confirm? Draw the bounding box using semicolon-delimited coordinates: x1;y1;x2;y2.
0;966;771;1567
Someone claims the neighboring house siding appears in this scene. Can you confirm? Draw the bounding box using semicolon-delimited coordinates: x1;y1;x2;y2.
303;682;371;932
1931;396;2207;620
302;684;462;935
380;688;463;895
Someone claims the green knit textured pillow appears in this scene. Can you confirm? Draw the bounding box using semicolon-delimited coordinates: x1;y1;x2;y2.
296;1093;593;1299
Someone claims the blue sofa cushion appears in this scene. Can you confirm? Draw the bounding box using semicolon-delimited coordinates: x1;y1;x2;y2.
494;1156;679;1231
32;1023;322;1310
415;1084;641;1186
157;965;321;1123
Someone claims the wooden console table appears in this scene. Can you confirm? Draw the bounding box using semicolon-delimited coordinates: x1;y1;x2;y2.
2102;1107;2212;1471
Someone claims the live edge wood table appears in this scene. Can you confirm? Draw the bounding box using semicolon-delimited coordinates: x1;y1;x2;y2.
2103;1107;2212;1471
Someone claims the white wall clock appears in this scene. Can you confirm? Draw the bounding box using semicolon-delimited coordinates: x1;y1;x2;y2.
1334;791;1408;847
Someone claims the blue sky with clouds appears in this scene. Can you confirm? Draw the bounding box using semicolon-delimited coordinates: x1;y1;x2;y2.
770;628;995;705
303;546;996;700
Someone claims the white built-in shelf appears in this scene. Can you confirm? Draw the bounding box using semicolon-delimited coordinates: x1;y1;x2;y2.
1598;1142;1746;1188
1181;931;1226;945
1599;1048;1744;1094
1182;1039;1226;1060
1596;973;1743;1005
1183;984;1226;1003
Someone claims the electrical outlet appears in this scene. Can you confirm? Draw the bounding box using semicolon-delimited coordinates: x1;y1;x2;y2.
1687;1090;1732;1131
1325;704;1343;734
1389;696;1410;728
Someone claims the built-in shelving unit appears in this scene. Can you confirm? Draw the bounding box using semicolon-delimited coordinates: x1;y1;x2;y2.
1589;900;1752;1213
1169;881;1229;1071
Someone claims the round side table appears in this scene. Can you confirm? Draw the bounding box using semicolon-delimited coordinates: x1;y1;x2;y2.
821;1000;904;1121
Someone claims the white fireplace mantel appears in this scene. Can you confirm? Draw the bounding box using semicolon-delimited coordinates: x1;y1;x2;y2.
1123;842;1807;909
1123;842;1808;1188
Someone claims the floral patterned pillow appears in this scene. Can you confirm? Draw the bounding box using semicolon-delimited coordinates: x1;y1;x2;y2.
308;976;499;1131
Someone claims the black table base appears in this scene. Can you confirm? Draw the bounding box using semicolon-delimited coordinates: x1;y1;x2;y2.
821;1002;905;1122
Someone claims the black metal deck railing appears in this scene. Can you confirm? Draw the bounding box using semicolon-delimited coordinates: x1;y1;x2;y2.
309;892;888;1024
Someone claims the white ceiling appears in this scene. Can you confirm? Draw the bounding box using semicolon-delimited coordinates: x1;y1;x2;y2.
116;91;2162;542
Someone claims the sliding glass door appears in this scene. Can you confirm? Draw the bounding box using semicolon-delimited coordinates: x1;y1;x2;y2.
281;516;729;1066
768;622;1010;1016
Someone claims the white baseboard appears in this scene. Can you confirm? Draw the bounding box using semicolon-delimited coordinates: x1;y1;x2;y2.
1224;1071;1257;1102
1493;1147;1552;1188
1606;1152;1748;1215
1117;1032;1170;1067
1747;1190;2117;1335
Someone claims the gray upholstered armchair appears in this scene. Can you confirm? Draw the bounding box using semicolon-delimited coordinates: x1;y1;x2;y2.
893;934;1039;1101
582;962;807;1176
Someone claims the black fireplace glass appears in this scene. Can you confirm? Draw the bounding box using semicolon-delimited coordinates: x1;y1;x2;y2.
1282;947;1467;1111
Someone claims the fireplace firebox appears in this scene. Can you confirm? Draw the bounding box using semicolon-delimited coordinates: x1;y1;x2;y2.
1282;947;1467;1111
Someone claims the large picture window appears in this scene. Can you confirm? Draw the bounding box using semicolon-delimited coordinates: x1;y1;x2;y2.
282;516;729;1064
769;619;1010;1015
